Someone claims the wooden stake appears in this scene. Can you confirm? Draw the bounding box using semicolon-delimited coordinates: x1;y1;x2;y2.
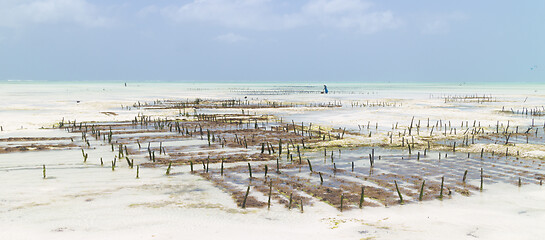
439;176;444;200
267;181;272;210
242;186;250;209
359;186;365;208
166;162;172;175
319;172;324;185
419;180;425;201
394;180;403;204
248;162;252;179
480;168;484;191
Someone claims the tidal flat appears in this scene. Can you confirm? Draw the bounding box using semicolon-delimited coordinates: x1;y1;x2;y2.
1;82;544;240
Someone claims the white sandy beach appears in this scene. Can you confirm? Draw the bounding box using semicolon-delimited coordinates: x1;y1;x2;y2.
1;81;545;240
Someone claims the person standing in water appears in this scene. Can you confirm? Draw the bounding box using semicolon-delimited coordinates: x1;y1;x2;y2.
323;85;328;94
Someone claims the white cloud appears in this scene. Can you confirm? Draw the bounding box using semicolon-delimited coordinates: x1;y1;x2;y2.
302;0;372;15
0;0;109;28
137;5;159;18
421;12;467;35
303;0;397;33
161;0;277;30
159;0;399;33
216;33;248;43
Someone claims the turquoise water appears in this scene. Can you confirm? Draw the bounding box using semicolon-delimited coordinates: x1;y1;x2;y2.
3;80;545;94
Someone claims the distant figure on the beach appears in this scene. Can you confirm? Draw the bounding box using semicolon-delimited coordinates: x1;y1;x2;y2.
321;85;328;94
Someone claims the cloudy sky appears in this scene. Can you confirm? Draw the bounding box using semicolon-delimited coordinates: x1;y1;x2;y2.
0;0;543;82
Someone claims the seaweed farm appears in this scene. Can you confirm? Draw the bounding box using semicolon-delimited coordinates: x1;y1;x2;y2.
1;82;545;239
16;97;545;210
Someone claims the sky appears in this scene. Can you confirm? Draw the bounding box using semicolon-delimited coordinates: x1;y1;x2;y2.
0;0;543;82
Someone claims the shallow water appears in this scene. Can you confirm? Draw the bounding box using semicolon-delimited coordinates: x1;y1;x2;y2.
1;81;545;240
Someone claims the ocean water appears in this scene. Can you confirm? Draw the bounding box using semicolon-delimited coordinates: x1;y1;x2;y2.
2;80;545;131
